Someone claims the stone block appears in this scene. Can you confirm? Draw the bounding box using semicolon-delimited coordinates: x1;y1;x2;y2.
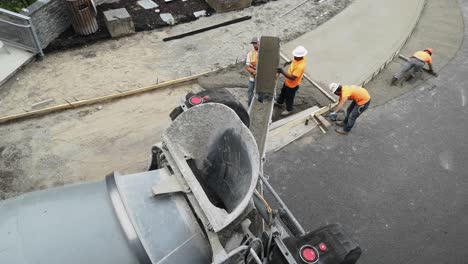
204;0;252;13
103;8;135;38
137;0;158;10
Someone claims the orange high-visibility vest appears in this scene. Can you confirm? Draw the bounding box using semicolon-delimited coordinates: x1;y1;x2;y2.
413;51;432;64
285;58;306;88
248;49;258;68
341;85;371;106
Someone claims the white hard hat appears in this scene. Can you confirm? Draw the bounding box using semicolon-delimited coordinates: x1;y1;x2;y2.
292;46;308;57
250;36;259;43
329;83;341;94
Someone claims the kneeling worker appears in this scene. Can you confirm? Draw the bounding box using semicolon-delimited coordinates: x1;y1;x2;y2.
391;48;434;85
329;83;371;135
276;46;308;116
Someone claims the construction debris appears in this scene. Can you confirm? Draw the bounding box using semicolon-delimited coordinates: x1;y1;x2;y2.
193;10;207;18
31;99;55;110
160;13;176;25
137;0;158;9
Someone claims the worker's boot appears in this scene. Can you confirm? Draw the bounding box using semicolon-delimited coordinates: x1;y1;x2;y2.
336;120;345;127
390;76;398;86
335;128;349;135
281;110;291;116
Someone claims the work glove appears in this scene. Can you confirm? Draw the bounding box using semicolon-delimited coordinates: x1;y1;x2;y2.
276;67;283;74
329;112;338;121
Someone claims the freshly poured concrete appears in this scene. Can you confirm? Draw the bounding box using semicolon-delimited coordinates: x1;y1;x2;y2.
365;0;464;108
282;0;425;87
0;45;34;87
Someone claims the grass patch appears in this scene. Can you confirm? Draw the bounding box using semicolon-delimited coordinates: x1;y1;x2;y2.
0;0;36;13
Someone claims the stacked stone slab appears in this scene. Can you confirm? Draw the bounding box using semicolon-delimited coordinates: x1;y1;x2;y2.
205;0;252;13
103;8;135;38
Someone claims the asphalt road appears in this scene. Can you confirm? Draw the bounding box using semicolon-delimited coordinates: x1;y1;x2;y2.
265;0;468;263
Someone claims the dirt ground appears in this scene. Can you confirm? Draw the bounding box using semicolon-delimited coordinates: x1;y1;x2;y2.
0;0;353;199
0;0;352;117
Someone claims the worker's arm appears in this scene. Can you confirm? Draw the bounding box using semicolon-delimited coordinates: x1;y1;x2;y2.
246;64;256;75
277;68;297;81
333;96;348;113
427;62;433;72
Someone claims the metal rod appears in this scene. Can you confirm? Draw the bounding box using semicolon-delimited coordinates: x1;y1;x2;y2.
28;17;44;57
250;248;262;264
280;0;310;17
260;174;306;235
0;18;31;28
0;8;30;20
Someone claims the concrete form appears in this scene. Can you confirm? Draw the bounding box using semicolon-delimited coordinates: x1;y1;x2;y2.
103;8;135;38
282;0;426;87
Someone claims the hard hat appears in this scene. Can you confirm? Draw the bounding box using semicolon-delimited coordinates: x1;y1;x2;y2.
329;83;341;94
424;48;433;55
292;46;308;57
250;37;259;44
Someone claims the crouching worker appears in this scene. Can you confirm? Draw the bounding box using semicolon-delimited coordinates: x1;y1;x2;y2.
329;83;371;135
391;48;434;85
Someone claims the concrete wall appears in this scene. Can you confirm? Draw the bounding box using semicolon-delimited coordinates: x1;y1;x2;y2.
19;0;109;49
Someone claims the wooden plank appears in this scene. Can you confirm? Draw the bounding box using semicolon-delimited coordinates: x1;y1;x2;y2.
314;114;331;128
266;121;316;153
270;106;319;131
312;116;327;133
0;70;215;125
270;108;321;137
265;104;338;152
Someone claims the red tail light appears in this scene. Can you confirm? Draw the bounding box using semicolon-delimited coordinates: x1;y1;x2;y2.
300;245;318;263
319;242;327;251
188;96;203;105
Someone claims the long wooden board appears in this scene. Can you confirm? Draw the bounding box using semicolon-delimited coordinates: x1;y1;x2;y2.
0;70;215;125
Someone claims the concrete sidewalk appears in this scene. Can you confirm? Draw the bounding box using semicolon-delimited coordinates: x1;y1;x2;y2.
0;43;35;87
282;0;425;88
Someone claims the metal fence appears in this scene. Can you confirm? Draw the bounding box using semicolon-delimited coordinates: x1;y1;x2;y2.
0;8;43;56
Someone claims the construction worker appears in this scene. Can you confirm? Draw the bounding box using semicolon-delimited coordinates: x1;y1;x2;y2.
246;36;260;106
276;46;307;116
391;48;434;85
329;83;371;135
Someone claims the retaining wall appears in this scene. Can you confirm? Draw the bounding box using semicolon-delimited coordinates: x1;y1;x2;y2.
20;0;71;49
20;0;108;49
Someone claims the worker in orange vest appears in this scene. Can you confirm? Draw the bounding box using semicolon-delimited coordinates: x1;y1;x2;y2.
246;37;260;106
391;48;434;85
276;46;308;116
329;83;371;135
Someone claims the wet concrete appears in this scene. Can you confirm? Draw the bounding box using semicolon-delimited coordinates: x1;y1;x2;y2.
283;0;426;86
365;0;464;108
